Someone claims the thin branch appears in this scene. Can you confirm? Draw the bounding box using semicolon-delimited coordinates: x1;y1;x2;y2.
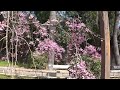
11;11;14;79
18;36;37;77
6;11;10;67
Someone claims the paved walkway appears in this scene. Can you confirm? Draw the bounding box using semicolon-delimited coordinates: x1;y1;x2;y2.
0;66;120;79
0;66;69;78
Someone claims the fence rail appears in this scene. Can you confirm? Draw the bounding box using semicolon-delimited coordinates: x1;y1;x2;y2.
110;70;120;78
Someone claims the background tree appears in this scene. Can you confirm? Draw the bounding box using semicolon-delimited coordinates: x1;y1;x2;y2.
48;11;57;70
113;11;120;65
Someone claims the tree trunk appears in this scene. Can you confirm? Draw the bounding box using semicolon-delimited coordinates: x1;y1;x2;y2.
113;11;120;65
48;11;57;70
6;11;10;66
49;11;57;40
96;11;99;27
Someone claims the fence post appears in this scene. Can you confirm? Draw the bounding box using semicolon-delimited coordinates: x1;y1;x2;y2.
99;11;110;79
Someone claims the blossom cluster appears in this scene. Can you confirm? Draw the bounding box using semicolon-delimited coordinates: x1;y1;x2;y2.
68;60;96;79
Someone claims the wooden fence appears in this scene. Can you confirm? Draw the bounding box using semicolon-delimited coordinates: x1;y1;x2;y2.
110;70;120;79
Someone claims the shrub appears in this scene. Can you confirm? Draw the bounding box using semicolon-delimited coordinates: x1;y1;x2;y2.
68;60;96;79
17;53;48;69
68;55;101;79
30;53;48;69
82;55;101;79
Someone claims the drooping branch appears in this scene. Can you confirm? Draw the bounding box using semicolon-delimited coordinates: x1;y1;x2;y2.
6;11;10;67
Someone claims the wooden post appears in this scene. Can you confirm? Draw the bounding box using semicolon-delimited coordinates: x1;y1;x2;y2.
99;11;110;79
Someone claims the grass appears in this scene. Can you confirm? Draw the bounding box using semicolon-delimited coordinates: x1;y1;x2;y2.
0;74;11;79
0;74;33;79
0;60;20;67
0;74;47;79
0;60;11;67
0;60;47;79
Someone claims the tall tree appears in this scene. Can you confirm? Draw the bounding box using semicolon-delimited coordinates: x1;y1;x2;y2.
48;11;57;70
49;11;57;40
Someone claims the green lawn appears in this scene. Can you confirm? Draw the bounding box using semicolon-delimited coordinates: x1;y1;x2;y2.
0;74;31;79
0;74;11;79
0;60;20;67
0;61;10;67
0;61;48;79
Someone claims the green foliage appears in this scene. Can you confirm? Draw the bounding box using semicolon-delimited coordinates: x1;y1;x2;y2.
55;25;70;50
82;55;101;79
77;11;98;30
91;60;101;78
64;11;115;47
65;11;79;18
34;11;50;23
17;53;48;69
31;54;48;69
64;11;100;47
108;11;115;35
66;11;98;33
77;11;101;47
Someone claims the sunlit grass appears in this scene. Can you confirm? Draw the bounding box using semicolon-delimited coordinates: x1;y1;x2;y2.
0;74;11;79
0;60;10;67
0;60;20;67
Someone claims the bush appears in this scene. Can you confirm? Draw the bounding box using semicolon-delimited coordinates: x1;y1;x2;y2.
30;53;48;69
17;53;48;69
82;55;101;79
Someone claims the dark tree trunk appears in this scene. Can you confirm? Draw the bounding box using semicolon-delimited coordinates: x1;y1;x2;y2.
113;11;120;65
96;11;99;27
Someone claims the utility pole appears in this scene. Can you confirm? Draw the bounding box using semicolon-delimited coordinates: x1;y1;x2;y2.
99;11;110;79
